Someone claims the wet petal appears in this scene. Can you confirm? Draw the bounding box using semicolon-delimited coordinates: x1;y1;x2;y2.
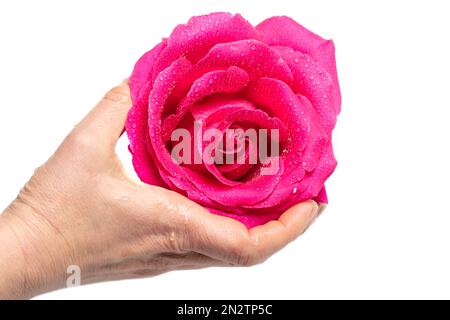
129;41;167;102
194;39;293;83
296;95;328;172
126;13;340;227
148;59;285;207
126;81;168;187
161;67;249;141
242;77;310;163
275;46;337;131
209;207;281;228
297;142;337;200
256;16;341;112
152;12;261;81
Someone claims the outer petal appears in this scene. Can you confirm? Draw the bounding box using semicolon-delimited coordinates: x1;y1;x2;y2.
257;16;341;113
297;142;337;200
129;41;166;102
296;95;329;172
209;207;281;228
315;187;328;204
275;46;337;132
152;12;262;81
194;39;293;83
127;41;169;187
126;81;168;187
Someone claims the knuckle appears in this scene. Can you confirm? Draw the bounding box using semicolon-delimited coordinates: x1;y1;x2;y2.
227;237;245;257
231;238;261;267
236;250;260;267
166;232;187;253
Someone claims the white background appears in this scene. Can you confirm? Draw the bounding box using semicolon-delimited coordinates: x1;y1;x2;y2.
1;0;449;299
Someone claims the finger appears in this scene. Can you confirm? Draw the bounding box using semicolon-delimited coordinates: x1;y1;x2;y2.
318;203;327;216
247;200;319;260
75;80;131;150
126;183;319;267
157;252;230;269
94;252;228;282
125;184;251;263
186;200;319;266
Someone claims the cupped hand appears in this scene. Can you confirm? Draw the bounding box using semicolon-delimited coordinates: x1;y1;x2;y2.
0;81;320;299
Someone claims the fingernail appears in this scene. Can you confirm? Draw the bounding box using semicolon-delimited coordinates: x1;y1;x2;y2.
317;203;327;216
308;204;326;229
306;202;320;227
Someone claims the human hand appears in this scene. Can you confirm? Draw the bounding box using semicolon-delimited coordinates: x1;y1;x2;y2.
0;81;321;299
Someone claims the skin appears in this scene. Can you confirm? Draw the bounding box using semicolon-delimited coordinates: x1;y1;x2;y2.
0;81;321;300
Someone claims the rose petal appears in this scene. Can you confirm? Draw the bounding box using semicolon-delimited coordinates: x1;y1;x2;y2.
129;41;167;102
297;142;337;199
126;81;168;187
189;96;287;140
242;77;310;164
218;152;254;180
241;78;331;210
192;98;287;186
256;16;341;113
275;46;337;131
194;39;293;83
315;187;328;204
209;207;281;228
152;12;261;81
240;130;335;212
161;66;249;142
126;13;340;228
148;59;285;208
296;95;329;172
242;165;306;210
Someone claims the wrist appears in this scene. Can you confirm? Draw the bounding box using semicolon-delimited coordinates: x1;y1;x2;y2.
0;201;72;299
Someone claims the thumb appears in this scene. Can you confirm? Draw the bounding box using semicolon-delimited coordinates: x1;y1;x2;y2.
75;80;132;151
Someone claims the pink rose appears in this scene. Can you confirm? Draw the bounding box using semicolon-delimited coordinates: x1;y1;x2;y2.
126;12;341;228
